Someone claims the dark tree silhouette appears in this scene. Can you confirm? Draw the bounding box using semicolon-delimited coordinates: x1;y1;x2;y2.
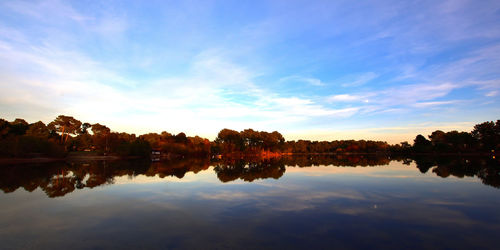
472;120;500;151
413;134;432;153
48;115;82;144
26;121;49;138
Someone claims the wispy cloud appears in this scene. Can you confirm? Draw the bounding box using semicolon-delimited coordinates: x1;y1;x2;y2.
341;72;378;87
327;94;368;103
379;82;458;105
324;82;459;114
4;0;89;22
279;75;326;86
413;101;459;108
485;90;498;97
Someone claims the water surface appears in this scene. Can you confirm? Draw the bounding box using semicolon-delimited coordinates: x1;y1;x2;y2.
1;156;499;249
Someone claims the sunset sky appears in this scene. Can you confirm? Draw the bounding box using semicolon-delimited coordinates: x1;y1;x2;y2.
1;0;499;143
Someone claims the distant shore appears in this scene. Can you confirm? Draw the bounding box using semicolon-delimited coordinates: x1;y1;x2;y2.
2;151;497;166
0;155;142;165
0;157;65;165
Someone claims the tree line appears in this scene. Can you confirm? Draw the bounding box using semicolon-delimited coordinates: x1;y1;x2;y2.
212;128;391;155
1;115;499;159
390;120;500;155
1;115;151;158
0;115;211;159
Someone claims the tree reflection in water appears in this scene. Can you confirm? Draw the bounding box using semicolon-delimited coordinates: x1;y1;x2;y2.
413;156;500;188
0;155;499;198
214;158;286;183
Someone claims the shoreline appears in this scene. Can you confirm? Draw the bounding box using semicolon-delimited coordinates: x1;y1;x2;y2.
0;157;65;165
0;155;143;165
1;152;496;165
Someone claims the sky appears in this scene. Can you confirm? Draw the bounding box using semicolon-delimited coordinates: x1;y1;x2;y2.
0;0;499;143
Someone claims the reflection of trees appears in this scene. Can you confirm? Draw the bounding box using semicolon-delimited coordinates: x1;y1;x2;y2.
412;157;500;188
478;167;500;188
44;170;76;198
2;155;499;198
146;158;210;179
282;154;391;167
0;159;212;198
413;156;436;173
214;159;286;183
0;160;147;198
212;154;394;183
0;155;404;197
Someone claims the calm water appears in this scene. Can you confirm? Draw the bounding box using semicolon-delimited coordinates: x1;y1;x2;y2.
1;155;499;249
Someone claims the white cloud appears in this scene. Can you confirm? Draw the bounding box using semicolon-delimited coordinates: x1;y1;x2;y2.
336;82;460;113
341;72;378;87
279;75;326;86
323;82;460;115
382;82;457;103
413;100;458;108
327;94;365;102
486;90;498;97
90;17;128;38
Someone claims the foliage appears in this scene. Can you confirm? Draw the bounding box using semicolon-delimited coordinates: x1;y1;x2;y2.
0;115;498;159
26;121;49;138
472;120;500;151
0;135;65;158
214;128;285;154
403;120;499;154
48;115;82;144
284;139;389;154
139;132;210;157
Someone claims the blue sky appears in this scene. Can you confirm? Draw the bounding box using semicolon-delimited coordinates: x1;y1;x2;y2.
0;0;499;143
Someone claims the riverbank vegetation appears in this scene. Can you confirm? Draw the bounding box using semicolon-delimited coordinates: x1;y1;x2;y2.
390;120;500;155
0;115;499;160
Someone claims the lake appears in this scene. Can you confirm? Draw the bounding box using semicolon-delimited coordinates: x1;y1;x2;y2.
1;155;499;249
